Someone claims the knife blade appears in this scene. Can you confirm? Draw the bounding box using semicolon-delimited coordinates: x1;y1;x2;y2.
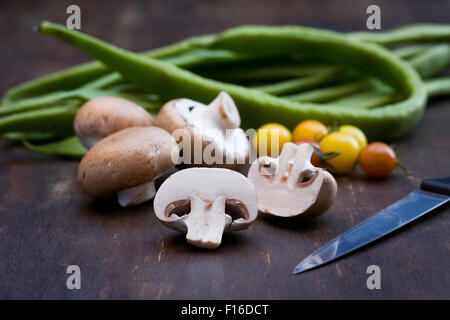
293;177;450;275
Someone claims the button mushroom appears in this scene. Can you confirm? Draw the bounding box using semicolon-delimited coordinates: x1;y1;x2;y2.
78;126;177;207
153;167;258;249
247;142;337;219
74;96;155;149
156;91;249;170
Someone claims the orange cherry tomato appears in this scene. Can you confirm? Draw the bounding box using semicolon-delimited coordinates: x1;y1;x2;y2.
359;142;397;178
293;120;328;142
295;139;321;167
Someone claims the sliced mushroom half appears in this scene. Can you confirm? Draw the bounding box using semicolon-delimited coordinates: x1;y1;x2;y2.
153;168;258;249
156;91;249;170
248;142;337;219
77;126;177;206
74;96;155;149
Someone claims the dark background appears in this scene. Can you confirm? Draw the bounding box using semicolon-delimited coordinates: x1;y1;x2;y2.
0;0;449;299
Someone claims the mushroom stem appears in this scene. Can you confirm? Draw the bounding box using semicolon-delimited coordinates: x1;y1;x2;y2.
204;92;241;129
117;180;156;207
76;132;103;150
272;143;297;184
287;143;317;188
183;195;232;249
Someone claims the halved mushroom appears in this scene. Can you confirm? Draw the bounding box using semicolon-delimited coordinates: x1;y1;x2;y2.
247;142;337;219
74;96;155;149
77;126;177;206
153;168;258;249
157;91;249;170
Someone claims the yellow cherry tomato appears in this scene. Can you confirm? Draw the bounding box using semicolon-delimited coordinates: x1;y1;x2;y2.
319;132;360;174
339;125;368;151
253;123;292;157
293;120;328;142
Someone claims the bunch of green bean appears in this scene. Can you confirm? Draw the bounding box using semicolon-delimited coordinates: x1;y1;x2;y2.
1;22;449;158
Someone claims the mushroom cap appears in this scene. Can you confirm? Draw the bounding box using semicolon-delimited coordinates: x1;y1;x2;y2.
74;96;155;148
156;98;202;134
156;94;248;170
154;167;258;232
247;143;337;218
78;126;177;198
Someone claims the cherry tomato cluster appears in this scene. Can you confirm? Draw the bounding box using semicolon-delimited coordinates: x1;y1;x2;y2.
253;120;406;178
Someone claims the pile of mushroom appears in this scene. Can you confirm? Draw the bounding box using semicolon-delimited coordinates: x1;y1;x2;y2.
248;142;337;219
74;92;338;249
153;168;258;249
157;91;249;170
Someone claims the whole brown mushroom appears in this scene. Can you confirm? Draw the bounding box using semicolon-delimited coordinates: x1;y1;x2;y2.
78;126;178;206
74;96;155;149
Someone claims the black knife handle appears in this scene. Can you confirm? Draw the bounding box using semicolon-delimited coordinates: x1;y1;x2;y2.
420;177;450;196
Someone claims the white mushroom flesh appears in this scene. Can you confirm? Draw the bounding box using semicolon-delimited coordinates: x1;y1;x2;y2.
207;91;241;129
153;168;258;249
117;180;156;207
173;92;248;164
184;195;232;249
76;132;103;150
248;142;337;218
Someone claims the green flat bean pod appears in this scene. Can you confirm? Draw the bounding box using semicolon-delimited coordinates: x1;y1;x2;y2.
347;24;450;45
4;132;55;142
197;63;335;83
163;48;265;68
407;44;450;78
0;88;162;116
284;79;368;102
250;67;342;96
425;77;450;97
326;91;399;109
0;94;79;116
38;22;426;141
394;43;435;59
1;33;217;104
81;48;261;90
5;23;450;107
0;105;78;136
23;136;86;158
1;63;108;106
82;72;125;90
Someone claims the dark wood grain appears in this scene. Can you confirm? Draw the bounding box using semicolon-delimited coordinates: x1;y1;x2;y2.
0;0;449;299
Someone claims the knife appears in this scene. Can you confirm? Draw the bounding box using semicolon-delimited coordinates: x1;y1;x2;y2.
293;177;450;274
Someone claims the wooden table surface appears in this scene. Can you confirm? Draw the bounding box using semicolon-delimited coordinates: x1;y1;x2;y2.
0;0;449;299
